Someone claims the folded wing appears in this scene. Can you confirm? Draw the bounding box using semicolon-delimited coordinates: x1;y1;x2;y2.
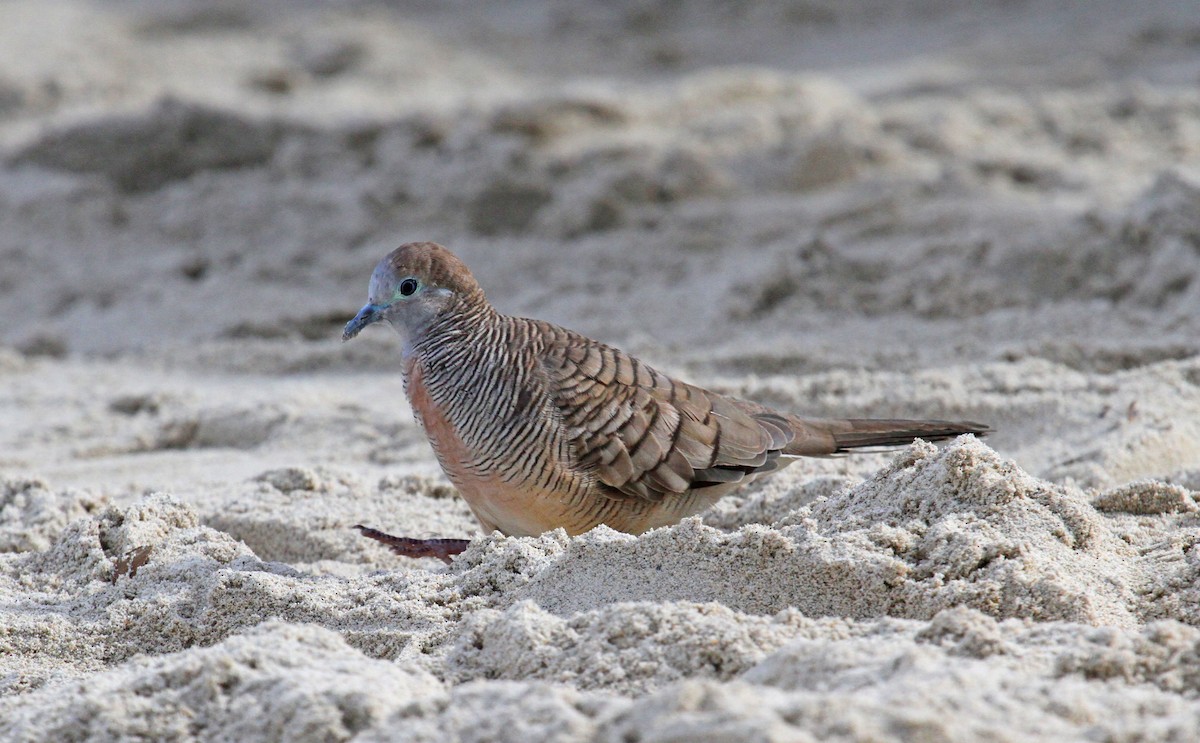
537;325;793;502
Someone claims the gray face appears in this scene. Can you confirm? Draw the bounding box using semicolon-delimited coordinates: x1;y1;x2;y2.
342;261;454;346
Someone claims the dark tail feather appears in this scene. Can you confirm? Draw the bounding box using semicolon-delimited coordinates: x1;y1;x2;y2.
784;417;991;456
832;419;991;451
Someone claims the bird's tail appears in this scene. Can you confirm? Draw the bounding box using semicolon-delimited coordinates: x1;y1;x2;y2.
780;416;991;456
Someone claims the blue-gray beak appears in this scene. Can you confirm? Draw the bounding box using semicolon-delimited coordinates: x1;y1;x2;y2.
343;303;386;341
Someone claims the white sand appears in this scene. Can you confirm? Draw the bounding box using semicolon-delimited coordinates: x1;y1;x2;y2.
3;1;1200;740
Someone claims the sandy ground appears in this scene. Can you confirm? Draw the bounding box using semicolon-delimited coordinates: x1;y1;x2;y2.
3;0;1200;740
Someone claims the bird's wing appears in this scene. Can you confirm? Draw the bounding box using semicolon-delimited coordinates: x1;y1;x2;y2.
535;323;791;502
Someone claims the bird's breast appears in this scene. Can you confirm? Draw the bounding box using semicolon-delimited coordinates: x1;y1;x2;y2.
403;353;594;537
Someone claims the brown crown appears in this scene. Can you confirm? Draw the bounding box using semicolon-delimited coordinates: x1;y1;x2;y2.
383;242;486;302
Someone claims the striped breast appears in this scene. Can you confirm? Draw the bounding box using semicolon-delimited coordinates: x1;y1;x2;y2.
404;315;601;536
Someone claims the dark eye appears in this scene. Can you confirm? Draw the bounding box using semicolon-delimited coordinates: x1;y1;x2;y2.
398;278;419;296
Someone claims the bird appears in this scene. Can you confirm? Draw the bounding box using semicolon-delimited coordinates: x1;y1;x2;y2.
343;242;989;562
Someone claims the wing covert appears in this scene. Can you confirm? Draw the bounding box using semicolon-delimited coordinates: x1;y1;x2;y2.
536;323;790;502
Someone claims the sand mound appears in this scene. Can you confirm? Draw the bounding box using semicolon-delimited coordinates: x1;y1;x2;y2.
3;621;445;741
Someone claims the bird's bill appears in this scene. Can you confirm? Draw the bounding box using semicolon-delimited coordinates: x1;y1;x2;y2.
342;303;386;341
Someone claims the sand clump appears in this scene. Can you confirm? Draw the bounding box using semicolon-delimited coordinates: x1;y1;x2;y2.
4;0;1200;740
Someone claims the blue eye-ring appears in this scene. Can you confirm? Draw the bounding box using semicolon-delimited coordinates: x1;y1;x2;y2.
398;278;420;297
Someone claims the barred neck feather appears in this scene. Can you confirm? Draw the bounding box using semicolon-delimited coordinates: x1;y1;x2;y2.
410;294;502;360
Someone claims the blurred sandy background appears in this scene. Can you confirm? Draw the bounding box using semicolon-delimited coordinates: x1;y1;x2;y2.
3;1;1200;740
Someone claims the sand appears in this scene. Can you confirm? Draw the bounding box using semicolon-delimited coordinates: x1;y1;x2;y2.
3;1;1200;740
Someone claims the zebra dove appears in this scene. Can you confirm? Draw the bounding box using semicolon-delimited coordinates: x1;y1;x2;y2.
343;242;989;562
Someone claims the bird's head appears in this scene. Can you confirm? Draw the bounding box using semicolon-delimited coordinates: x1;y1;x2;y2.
342;242;485;345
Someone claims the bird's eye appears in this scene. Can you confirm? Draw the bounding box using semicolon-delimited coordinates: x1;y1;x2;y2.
398;278;420;297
